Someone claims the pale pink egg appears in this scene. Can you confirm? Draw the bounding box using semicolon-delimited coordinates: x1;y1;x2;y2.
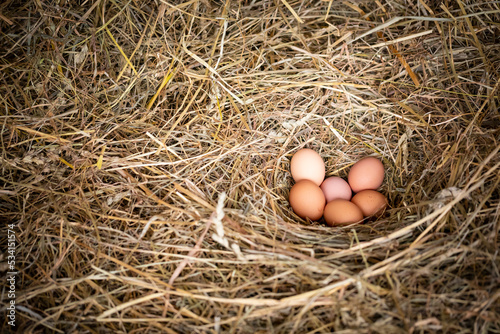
320;177;352;202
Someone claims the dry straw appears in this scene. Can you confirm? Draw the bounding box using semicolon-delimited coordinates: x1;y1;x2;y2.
1;0;499;333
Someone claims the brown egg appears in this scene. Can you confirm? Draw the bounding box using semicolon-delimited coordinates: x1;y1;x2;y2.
351;190;388;217
323;199;363;226
348;157;384;193
289;180;326;221
290;148;325;186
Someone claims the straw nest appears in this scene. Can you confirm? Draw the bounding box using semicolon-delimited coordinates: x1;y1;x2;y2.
1;0;499;333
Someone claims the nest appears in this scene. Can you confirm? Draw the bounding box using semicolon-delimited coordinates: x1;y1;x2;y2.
1;0;499;333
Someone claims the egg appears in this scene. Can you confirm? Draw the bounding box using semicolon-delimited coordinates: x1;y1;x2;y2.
323;199;364;226
348;157;384;193
320;177;352;202
289;180;326;221
351;190;388;217
290;148;325;186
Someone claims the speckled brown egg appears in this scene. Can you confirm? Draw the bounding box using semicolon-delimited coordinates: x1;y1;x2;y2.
348;157;384;193
289;180;326;221
351;190;388;217
290;148;325;186
323;199;364;226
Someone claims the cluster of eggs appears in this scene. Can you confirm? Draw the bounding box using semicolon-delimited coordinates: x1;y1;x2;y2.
288;149;388;226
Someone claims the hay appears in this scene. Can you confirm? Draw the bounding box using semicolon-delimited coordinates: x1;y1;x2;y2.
1;0;499;332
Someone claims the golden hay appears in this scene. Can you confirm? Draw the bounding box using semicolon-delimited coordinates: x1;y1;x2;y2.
1;0;499;333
